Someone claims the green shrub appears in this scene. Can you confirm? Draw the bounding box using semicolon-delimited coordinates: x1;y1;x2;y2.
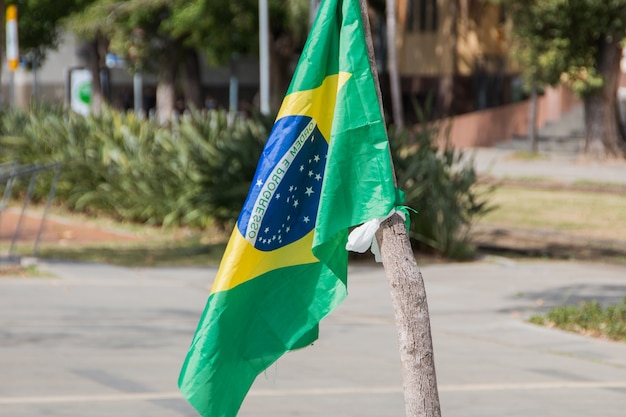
66;109;194;226
0;104;94;202
530;299;626;342
0;106;268;229
1;106;184;225
176;110;270;228
1;103;492;259
389;115;493;260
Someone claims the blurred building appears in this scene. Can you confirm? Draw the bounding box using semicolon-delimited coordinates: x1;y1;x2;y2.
0;33;260;114
368;0;518;121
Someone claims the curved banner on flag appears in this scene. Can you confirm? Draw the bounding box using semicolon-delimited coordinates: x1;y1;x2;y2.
211;72;350;294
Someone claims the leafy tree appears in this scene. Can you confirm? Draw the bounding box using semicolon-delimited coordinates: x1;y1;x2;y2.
504;0;626;158
8;0;92;65
0;0;94;106
107;0;186;123
169;0;310;110
66;0;310;121
165;0;261;118
64;0;116;114
267;0;310;107
68;0;204;121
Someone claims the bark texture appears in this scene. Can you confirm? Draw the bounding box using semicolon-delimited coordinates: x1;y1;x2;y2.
269;34;294;112
86;33;109;115
156;46;180;125
360;1;441;414
584;37;626;158
182;48;203;110
438;0;457;117
359;2;441;414
376;214;441;417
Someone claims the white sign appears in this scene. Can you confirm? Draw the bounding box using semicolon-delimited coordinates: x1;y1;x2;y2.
70;69;92;116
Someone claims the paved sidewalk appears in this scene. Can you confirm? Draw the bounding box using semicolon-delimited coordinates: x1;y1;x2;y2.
469;147;626;185
1;259;625;416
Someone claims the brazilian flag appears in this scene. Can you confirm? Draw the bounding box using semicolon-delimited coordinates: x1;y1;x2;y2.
179;0;398;415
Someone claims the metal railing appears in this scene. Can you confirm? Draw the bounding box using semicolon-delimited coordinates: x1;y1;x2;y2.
0;162;62;261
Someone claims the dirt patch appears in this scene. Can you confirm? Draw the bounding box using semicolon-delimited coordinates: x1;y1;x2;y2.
0;209;143;245
473;224;626;261
3;198;625;264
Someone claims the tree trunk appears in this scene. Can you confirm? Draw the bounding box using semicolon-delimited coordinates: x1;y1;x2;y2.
438;0;457;117
386;0;404;129
182;48;203;110
359;1;442;416
269;34;293;112
376;215;441;417
156;47;180;125
86;34;108;115
584;37;626;158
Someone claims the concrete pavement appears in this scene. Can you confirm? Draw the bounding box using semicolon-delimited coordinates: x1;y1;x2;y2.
1;259;625;416
469;147;626;186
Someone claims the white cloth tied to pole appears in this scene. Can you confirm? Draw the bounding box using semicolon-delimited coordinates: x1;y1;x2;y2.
346;209;406;262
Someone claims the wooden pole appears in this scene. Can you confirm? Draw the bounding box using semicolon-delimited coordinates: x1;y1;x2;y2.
375;215;442;417
358;1;441;416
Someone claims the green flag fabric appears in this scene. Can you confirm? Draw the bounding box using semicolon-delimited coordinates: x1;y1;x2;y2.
178;0;398;415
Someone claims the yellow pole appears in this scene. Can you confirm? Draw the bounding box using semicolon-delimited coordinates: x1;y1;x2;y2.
6;5;18;71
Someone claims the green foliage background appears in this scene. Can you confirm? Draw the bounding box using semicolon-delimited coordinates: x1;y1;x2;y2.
0;106;268;228
505;0;626;95
390;112;492;260
0;106;488;259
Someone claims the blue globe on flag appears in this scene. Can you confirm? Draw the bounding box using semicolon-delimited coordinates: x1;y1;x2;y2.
238;115;328;251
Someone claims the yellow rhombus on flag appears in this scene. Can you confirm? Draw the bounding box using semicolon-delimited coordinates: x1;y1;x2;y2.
178;0;400;415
